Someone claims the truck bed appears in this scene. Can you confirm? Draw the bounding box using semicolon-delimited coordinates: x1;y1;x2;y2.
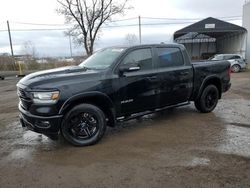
191;60;231;100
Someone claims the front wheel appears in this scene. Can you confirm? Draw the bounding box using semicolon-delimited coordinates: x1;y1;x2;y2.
194;85;219;113
231;64;241;73
61;104;106;146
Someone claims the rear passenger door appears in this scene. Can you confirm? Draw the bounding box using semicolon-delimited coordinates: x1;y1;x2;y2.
154;47;193;107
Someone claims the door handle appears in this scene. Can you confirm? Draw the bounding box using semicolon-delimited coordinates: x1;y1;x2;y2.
180;72;189;76
146;76;157;82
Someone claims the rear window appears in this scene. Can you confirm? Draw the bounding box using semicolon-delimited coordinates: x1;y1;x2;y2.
156;48;184;68
232;56;241;59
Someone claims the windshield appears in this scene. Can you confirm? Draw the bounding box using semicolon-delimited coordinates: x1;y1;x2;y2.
79;47;126;69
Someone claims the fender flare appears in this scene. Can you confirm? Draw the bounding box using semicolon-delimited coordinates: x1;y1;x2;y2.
59;91;114;115
196;75;222;100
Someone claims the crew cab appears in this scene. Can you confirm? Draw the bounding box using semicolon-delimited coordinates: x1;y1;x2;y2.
17;44;231;146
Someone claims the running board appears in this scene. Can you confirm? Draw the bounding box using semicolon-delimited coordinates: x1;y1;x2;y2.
117;101;190;122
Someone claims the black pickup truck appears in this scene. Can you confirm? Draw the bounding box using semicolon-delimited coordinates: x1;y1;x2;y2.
17;44;231;146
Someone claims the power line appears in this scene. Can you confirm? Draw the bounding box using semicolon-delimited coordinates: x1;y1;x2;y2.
0;21;243;32
8;17;138;26
110;17;138;22
0;16;242;32
10;21;68;26
0;22;191;32
5;15;242;26
0;28;69;32
142;15;242;20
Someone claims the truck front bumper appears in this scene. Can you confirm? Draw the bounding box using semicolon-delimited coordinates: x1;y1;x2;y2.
19;104;63;139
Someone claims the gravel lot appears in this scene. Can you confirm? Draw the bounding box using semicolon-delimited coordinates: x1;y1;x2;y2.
0;71;250;188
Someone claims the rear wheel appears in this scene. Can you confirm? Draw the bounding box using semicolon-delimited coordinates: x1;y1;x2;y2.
194;101;202;112
231;64;241;73
61;104;106;146
194;85;219;113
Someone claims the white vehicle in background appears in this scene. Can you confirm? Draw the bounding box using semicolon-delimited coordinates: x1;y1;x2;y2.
210;54;247;73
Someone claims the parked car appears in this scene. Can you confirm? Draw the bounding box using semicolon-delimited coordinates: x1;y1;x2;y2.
17;44;231;146
210;54;247;73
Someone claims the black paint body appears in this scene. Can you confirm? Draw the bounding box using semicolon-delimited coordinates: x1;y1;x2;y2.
17;44;231;138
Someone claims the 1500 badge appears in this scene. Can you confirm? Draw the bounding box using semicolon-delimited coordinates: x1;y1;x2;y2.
121;99;134;104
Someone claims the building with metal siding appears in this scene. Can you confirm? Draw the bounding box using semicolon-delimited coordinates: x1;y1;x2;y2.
243;1;250;67
174;17;247;61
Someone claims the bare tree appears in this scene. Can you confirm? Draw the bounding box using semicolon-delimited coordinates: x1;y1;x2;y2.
57;0;131;56
21;41;37;58
21;41;39;70
125;33;138;45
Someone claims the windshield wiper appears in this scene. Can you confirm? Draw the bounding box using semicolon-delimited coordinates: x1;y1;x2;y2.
79;65;105;70
80;66;92;71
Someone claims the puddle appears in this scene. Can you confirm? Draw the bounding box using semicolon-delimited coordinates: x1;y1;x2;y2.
229;123;250;128
22;131;51;145
214;99;250;125
187;157;210;167
0;121;62;163
216;124;250;157
212;99;250;157
9;148;33;160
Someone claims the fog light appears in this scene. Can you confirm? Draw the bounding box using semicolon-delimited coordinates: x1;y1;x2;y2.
35;120;51;129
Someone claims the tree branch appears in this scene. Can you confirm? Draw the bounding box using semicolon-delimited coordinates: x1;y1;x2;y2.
57;0;130;55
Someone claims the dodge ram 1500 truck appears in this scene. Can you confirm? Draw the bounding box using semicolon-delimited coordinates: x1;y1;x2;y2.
17;44;231;146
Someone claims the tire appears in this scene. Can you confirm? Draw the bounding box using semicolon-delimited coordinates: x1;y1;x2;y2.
61;103;106;146
231;64;241;73
194;85;219;113
194;101;202;112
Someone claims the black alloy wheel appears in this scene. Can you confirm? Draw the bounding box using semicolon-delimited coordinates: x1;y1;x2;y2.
61;104;106;146
70;112;98;139
194;85;219;113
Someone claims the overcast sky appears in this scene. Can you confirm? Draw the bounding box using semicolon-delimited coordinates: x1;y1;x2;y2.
0;0;246;57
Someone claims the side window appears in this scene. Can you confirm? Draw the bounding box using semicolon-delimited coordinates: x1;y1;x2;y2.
213;55;223;60
156;48;184;68
121;48;153;71
233;56;241;59
226;55;233;60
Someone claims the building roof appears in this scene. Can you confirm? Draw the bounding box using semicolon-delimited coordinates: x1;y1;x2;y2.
174;17;247;39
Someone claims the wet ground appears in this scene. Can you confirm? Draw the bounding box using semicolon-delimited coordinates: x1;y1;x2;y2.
0;72;250;188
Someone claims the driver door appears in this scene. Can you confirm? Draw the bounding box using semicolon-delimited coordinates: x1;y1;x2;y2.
114;47;159;116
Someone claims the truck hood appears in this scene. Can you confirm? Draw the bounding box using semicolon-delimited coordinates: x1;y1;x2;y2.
17;66;103;89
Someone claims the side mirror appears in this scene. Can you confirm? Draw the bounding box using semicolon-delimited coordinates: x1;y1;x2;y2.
119;63;140;75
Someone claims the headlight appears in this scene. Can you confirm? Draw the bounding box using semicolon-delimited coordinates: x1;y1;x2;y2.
32;91;60;104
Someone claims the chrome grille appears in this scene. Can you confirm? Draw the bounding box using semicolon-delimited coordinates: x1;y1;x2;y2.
17;88;32;110
17;88;29;99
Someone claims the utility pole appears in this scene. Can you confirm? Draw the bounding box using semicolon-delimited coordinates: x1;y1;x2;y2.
7;20;16;70
138;16;141;44
69;35;73;57
7;21;14;57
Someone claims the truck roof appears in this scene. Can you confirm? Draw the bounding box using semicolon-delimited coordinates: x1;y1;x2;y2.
102;43;185;51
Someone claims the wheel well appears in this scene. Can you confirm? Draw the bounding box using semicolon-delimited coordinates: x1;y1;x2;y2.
202;78;222;99
62;96;116;127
